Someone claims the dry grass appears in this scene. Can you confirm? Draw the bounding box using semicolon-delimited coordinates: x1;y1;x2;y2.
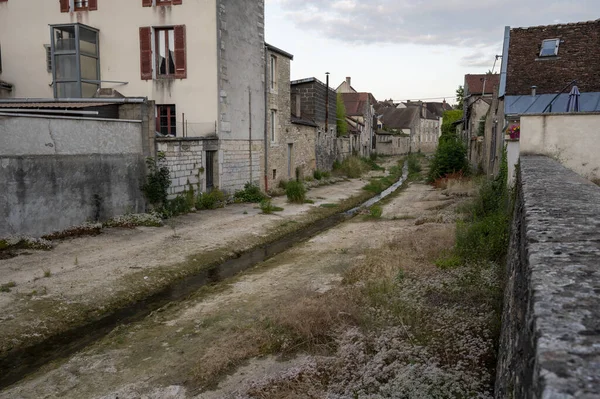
343;225;455;284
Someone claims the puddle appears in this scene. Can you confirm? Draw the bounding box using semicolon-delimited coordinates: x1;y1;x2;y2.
0;162;409;389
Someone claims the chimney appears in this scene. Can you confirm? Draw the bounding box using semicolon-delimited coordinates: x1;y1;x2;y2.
346;77;351;86
531;85;537;97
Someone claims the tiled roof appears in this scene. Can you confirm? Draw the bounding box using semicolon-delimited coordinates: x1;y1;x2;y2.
341;92;377;116
380;107;419;129
464;74;500;96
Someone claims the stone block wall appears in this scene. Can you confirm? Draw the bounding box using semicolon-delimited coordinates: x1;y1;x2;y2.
496;156;600;398
374;135;410;156
156;138;205;197
219;140;263;193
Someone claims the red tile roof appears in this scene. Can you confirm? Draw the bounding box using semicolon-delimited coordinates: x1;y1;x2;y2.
341;92;376;116
464;74;500;96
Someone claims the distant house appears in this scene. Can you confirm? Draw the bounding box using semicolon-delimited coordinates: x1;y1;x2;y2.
340;91;377;157
291;78;337;171
462;74;500;143
336;77;357;94
265;44;317;190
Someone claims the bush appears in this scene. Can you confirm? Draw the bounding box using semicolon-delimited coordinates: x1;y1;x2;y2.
260;199;284;214
234;182;266;203
278;179;288;190
313;170;323;180
196;189;226;210
285;180;306;203
363;179;385;194
339;156;369;178
428;133;469;182
141;152;171;210
165;195;190;217
322;171;331;179
407;153;422;178
332;160;342;170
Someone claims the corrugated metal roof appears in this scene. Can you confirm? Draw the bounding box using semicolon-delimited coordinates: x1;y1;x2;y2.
0;102;113;108
505;92;600;115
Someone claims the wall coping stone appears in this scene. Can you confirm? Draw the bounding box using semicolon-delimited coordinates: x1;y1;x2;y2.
156;136;218;143
514;155;600;397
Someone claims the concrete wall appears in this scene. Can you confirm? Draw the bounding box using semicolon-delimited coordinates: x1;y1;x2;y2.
496;156;600;398
520;113;600;182
0;0;219;135
0;114;145;237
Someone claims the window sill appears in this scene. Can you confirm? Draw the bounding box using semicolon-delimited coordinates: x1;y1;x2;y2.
535;56;561;61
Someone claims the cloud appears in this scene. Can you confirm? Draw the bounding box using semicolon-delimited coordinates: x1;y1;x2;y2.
274;0;600;48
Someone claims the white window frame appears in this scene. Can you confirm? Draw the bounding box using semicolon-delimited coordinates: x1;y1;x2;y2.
539;38;560;57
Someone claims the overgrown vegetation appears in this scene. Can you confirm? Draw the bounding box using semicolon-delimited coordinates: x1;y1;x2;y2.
407;153;422;179
260;199;284;215
428;133;469;182
285;180;307;203
0;281;16;293
196;189;226;210
234;182;267;203
335;156;372;178
368;204;383;219
454;151;511;265
141;152;171;210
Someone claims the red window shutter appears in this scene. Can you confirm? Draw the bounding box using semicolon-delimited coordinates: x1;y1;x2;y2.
174;25;187;79
172;0;183;4
60;0;70;12
88;0;97;10
142;0;152;7
139;27;153;80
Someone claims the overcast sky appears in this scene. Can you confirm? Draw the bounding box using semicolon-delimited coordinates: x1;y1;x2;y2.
265;0;599;104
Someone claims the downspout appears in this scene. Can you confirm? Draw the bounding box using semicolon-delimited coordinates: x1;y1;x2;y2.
264;45;269;192
249;87;253;184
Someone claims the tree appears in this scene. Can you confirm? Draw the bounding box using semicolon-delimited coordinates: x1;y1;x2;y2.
455;85;464;110
336;92;347;137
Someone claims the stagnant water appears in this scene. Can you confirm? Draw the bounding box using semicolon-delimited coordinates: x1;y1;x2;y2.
0;162;408;389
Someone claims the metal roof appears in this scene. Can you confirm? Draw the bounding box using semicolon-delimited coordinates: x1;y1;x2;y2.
0;102;114;109
505;92;600;115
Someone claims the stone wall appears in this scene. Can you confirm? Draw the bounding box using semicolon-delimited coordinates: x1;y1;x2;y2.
156;137;211;197
496;156;600;398
219;140;263;193
0;114;145;237
374;135;410;156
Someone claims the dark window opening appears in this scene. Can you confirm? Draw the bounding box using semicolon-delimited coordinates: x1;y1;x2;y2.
157;104;177;136
272;169;276;180
156;28;175;77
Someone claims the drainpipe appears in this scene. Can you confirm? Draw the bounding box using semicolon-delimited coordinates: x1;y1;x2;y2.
249;87;253;185
325;72;330;133
264;46;269;192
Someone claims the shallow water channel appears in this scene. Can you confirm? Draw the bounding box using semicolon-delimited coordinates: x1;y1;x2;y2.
0;162;408;389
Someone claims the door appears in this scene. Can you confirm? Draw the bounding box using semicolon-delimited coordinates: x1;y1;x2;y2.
206;150;216;190
287;144;293;178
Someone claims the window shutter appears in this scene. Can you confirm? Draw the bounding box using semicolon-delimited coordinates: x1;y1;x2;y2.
174;25;187;79
142;0;152;7
88;0;97;10
139;27;153;80
60;0;70;12
172;0;183;4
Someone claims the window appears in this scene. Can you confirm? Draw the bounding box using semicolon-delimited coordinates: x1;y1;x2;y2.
139;25;186;80
44;45;52;73
50;23;100;98
270;109;277;141
270;55;277;90
156;105;177;136
540;39;560;57
156;28;175;76
60;0;97;12
142;0;182;6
